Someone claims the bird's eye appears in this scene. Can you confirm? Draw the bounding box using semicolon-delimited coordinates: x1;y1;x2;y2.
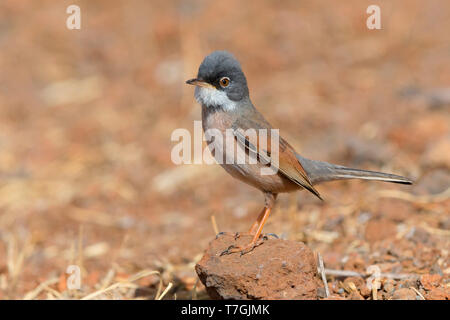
219;77;230;88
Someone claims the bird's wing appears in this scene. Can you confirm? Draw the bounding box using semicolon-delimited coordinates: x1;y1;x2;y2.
231;120;323;200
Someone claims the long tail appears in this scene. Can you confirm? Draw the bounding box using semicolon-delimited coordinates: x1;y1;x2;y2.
296;155;413;185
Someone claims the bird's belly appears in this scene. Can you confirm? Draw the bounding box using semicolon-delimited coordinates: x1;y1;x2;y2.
219;162;299;193
202;108;299;193
209;133;299;193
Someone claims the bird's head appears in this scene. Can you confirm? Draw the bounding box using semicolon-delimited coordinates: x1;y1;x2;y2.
186;51;249;110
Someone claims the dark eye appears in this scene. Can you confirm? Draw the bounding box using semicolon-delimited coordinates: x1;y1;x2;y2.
219;77;230;88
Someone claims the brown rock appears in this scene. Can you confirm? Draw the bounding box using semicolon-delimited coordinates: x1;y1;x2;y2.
365;218;397;243
425;288;450;300
382;279;396;294
412;169;450;195
349;291;365;300
420;274;442;291
392;288;417;300
343;276;371;297
195;234;319;300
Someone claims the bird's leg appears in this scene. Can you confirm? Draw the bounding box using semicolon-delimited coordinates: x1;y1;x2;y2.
248;207;267;235
221;193;276;256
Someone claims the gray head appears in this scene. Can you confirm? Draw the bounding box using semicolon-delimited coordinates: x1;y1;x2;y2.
186;51;249;110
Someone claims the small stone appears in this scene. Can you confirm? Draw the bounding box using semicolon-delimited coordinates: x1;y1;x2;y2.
349;291;365;300
412;169;450;195
383;279;396;294
392;288;417;300
420;274;442;291
317;287;327;299
425;288;450;300
343;276;370;297
195;234;319;300
438;217;450;230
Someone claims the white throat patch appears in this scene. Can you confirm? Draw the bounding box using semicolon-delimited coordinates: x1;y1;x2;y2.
194;86;236;111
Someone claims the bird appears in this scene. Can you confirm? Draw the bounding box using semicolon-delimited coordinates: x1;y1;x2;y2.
186;51;412;255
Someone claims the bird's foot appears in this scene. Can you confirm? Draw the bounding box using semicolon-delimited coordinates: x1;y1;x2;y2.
215;231;245;240
220;235;269;257
215;231;227;239
263;233;279;239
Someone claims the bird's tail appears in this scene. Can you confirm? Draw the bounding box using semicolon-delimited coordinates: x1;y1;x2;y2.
296;155;413;185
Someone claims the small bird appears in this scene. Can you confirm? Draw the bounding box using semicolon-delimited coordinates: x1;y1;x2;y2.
186;51;412;255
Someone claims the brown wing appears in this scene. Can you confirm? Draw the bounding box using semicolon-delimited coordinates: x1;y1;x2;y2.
232;121;323;200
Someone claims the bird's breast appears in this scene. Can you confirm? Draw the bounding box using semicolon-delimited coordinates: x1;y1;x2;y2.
201;107;300;193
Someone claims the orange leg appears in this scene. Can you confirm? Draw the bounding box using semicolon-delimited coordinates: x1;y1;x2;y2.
221;193;277;256
249;205;272;243
248;207;267;235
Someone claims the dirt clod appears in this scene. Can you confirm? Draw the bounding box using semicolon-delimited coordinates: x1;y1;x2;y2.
425;288;450;300
342;277;371;297
420;274;442;291
195;234;320;300
392;288;417;300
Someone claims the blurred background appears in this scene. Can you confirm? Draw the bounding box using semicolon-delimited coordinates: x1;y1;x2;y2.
0;0;448;299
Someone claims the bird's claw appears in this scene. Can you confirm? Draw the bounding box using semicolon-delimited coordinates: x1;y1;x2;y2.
220;237;268;257
263;233;279;240
220;245;236;256
215;231;227;239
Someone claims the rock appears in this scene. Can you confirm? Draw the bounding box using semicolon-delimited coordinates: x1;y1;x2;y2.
439;217;450;230
425;288;450;300
420;274;442;291
412;169;450;195
406;227;431;244
349;291;365;300
392;288;417;300
343;276;371;297
382;279;396;294
195;234;320;300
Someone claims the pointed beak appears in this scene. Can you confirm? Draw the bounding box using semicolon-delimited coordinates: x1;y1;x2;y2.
185;78;215;89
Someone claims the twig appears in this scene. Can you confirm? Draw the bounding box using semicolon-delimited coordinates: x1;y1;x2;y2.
157;282;173;300
317;253;329;298
211;215;219;235
81;282;137;300
420;223;450;237
23;278;59;300
191;278;199;300
375;188;450;204
81;269;162;300
324;268;417;280
410;287;426;300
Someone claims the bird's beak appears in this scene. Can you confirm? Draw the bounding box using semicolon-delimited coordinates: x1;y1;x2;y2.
185;78;215;89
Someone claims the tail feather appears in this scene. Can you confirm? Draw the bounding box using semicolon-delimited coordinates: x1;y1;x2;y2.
296;155;413;185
